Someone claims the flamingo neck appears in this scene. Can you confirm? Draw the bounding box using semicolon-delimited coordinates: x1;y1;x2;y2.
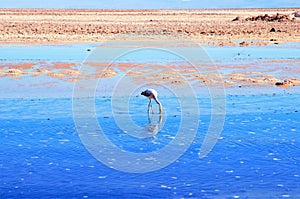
154;98;162;114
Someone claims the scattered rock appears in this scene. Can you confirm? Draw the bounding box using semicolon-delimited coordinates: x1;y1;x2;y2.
292;11;300;17
239;41;251;47
270;28;276;32
4;68;23;76
275;82;284;86
275;80;295;87
7;68;22;74
232;16;240;21
245;13;292;22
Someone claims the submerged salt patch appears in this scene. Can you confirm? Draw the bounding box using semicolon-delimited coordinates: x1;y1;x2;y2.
277;184;284;187
145;157;156;161
31;156;39;159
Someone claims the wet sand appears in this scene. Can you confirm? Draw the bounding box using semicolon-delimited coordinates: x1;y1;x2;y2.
0;8;300;45
1;59;300;88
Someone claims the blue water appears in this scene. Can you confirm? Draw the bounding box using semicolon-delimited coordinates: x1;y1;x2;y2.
2;43;300;63
1;43;300;198
1;94;300;198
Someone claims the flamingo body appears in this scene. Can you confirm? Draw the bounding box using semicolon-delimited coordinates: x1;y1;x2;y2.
141;89;162;114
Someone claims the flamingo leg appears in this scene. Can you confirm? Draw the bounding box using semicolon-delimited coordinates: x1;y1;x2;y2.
148;99;153;114
148;99;151;113
151;103;154;114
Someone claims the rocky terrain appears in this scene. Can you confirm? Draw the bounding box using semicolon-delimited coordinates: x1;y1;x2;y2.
0;8;299;45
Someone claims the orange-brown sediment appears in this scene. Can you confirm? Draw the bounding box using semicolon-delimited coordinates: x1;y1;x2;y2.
1;60;299;88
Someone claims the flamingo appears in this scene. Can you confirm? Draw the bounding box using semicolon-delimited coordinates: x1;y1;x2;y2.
141;89;162;114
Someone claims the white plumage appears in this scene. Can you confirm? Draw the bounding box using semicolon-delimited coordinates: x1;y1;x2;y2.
141;89;162;114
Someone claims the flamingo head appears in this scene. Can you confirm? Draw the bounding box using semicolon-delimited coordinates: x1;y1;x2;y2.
141;90;154;99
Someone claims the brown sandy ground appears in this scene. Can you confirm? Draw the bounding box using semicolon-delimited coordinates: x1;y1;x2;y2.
0;8;299;45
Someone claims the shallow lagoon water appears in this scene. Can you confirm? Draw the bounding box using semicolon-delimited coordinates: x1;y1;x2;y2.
0;43;300;198
1;94;300;198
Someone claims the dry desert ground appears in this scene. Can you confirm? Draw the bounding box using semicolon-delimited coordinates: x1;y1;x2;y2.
0;8;299;45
